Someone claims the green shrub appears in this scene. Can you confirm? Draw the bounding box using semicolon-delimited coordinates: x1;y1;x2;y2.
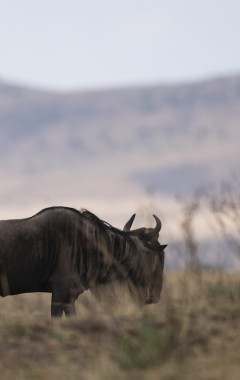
114;317;180;370
205;282;234;301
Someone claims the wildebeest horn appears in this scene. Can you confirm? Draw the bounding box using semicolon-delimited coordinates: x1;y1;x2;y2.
153;215;162;232
123;214;136;231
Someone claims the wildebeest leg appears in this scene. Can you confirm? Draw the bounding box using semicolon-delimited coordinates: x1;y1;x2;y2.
49;274;83;317
51;290;77;318
63;301;76;317
51;292;64;318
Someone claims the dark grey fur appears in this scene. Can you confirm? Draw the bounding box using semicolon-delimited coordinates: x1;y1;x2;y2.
0;207;167;317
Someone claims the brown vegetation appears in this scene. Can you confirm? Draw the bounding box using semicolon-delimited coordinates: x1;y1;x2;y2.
0;269;240;380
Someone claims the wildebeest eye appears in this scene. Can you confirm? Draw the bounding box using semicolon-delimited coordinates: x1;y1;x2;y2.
145;240;161;251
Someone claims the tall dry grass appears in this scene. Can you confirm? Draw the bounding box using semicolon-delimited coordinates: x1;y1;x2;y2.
0;269;240;380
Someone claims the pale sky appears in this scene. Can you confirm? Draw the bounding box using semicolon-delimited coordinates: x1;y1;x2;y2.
0;0;240;90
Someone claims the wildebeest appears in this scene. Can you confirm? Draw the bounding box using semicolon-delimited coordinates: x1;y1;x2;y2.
0;207;167;317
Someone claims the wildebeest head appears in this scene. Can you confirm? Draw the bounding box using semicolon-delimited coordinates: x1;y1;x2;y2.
123;214;167;305
82;209;167;306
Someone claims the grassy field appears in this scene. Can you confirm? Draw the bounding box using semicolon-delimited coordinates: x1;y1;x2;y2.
0;270;240;380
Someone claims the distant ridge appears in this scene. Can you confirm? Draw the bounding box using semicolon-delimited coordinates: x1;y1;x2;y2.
0;73;239;210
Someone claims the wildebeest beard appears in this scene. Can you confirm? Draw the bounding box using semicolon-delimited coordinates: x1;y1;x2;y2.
88;238;149;305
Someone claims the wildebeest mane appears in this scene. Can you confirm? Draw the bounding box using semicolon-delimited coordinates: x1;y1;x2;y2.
80;209;126;237
79;209;139;288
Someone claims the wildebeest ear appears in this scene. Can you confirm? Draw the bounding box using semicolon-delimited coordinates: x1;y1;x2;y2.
160;244;168;251
123;214;136;231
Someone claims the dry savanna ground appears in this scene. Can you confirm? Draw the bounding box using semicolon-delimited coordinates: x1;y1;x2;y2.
0;270;240;380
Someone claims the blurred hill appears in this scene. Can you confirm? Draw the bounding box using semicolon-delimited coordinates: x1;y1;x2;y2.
0;75;239;226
